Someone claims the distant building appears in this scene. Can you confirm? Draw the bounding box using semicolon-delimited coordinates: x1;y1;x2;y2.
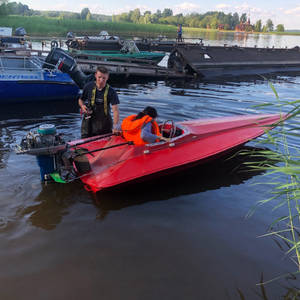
235;18;253;32
218;24;225;30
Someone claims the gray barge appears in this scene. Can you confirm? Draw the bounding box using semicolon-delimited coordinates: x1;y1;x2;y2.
168;44;300;78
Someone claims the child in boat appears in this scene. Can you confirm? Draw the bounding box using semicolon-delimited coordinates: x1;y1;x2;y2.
121;106;169;145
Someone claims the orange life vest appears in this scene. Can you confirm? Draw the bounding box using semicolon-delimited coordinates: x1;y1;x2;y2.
121;114;161;145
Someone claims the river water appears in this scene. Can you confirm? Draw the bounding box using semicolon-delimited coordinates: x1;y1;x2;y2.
0;32;300;299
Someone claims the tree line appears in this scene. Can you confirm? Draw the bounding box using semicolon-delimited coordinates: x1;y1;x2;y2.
112;8;285;32
0;1;285;32
0;1;110;21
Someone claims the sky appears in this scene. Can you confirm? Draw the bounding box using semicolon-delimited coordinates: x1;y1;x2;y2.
21;0;300;29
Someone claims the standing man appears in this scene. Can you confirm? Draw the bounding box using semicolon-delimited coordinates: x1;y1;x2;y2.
177;24;183;42
78;66;120;138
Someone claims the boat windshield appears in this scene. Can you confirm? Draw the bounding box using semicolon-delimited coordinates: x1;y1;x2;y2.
159;121;184;139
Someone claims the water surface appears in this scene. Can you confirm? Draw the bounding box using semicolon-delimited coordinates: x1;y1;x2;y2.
0;34;300;300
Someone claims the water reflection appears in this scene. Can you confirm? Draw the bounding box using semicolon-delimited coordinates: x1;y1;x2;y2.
0;142;9;169
19;146;270;229
166;72;300;89
185;31;300;48
21;182;87;230
93;146;270;219
0;99;79;121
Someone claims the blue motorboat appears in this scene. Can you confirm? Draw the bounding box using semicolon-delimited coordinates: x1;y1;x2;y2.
0;55;80;103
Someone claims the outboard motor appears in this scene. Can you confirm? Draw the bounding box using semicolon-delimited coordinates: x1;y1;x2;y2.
66;31;75;39
18;124;65;181
43;48;93;89
15;27;27;36
16;124;91;183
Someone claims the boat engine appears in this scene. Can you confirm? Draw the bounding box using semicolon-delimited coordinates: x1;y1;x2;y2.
43;48;94;89
17;124;91;183
17;124;66;181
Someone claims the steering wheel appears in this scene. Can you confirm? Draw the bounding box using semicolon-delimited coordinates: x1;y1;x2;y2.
161;120;177;139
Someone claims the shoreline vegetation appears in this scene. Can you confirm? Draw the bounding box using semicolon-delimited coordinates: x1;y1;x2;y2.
1;15;300;39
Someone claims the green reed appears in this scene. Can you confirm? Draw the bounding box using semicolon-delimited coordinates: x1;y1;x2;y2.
241;81;300;272
233;82;300;299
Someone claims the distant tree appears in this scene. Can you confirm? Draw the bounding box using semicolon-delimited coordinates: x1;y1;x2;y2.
210;15;218;29
143;11;151;24
71;12;80;19
266;19;274;31
155;9;162;19
0;0;8;15
254;19;262;32
162;8;173;17
175;13;184;25
130;8;141;23
48;11;59;17
149;14;158;23
80;7;90;20
86;11;91;20
119;12;130;22
240;13;247;23
276;24;285;32
232;12;239;27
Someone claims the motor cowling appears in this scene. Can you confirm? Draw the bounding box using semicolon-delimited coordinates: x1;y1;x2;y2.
20;124;64;153
43;48;93;89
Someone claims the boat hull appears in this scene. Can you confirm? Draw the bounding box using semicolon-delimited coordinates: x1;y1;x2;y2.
0;79;79;103
75;114;285;192
0;55;80;103
0;71;79;103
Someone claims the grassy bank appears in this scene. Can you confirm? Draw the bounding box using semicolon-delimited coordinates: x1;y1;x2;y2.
0;15;177;38
2;15;300;38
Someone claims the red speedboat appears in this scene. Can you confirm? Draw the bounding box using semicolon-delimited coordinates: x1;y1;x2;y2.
70;113;285;192
17;113;285;192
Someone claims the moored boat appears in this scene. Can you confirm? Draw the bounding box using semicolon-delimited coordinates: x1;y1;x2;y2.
69;49;166;64
0;27;31;51
16;113;286;192
0;54;80;103
168;44;300;78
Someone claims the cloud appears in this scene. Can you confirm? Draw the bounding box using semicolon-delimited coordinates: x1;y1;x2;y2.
173;2;201;14
284;6;300;16
103;4;152;15
215;4;232;10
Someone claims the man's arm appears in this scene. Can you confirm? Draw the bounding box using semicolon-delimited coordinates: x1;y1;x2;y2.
78;98;88;114
112;104;120;132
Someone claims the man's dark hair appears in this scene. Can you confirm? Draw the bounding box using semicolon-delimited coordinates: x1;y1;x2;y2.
96;66;109;74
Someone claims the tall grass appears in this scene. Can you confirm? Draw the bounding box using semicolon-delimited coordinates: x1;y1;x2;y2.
242;82;300;272
233;82;300;299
